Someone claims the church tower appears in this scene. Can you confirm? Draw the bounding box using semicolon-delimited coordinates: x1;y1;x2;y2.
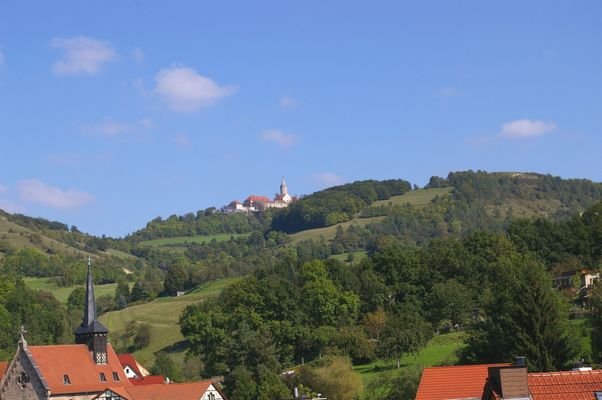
74;257;109;364
280;176;288;197
279;177;292;203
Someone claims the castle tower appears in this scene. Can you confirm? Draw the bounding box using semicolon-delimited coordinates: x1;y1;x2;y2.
280;177;288;197
279;177;292;203
74;257;109;364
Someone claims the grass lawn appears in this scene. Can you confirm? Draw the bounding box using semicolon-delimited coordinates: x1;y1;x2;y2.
99;277;240;367
138;233;250;247
23;277;119;304
354;331;466;386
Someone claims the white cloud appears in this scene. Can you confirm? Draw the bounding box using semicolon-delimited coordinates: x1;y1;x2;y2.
154;66;236;112
50;36;116;75
313;172;346;187
84;120;132;137
132;47;144;64
500;119;556;139
279;96;297;109
17;179;93;210
260;129;297;148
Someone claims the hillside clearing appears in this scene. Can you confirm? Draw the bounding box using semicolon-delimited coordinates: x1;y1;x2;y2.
354;331;465;386
138;233;250;247
288;188;452;245
23;277;119;304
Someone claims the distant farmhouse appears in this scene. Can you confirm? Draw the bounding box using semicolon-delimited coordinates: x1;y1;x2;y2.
221;177;296;213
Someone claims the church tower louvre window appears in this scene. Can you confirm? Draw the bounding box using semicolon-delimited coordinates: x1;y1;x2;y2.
74;257;109;364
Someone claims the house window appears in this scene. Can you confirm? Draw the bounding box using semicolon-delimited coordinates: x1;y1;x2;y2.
100;372;107;382
63;374;71;384
595;392;602;400
113;372;120;381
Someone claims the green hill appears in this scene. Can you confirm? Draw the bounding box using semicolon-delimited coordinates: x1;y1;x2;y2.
0;213;94;260
99;277;240;367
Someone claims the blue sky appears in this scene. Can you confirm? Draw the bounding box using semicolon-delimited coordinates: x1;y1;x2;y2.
0;1;600;237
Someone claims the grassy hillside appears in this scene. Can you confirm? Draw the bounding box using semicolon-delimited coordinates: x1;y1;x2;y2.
100;277;240;367
288;188;449;245
23;277;120;304
0;215;93;259
354;331;465;385
138;233;250;248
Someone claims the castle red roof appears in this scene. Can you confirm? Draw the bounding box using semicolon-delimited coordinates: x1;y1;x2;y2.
528;369;602;400
415;363;511;400
246;195;272;203
28;344;130;395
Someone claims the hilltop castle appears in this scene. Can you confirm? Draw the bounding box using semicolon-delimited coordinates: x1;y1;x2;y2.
221;177;296;213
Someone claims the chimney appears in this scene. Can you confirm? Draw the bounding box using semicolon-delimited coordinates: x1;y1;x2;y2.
487;358;529;399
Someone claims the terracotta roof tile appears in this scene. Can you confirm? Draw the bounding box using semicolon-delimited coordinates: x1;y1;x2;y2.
415;363;511;400
528;370;602;400
28;344;131;395
129;375;166;385
118;353;144;377
125;381;212;400
0;361;8;380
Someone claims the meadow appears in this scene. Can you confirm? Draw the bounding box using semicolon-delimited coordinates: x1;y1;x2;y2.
99;277;240;366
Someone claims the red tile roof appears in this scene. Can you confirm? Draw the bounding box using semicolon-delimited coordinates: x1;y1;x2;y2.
415;363;511;400
528;369;602;400
118;353;144;377
129;375;166;385
28;344;131;395
0;361;8;380
246;195;272;203
124;381;212;400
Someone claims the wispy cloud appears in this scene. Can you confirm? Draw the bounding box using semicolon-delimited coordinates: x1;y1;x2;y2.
279;95;297;109
132;47;144;64
154;66;236;112
50;36;116;76
500;119;556;139
140;118;155;129
0;184;7;194
171;133;192;149
260;129;297;148
313;172;346;187
0;48;4;66
84;120;132;137
17;179;93;210
438;87;460;97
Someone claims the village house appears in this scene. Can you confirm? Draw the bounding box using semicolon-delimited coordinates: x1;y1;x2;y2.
0;260;225;400
415;357;602;400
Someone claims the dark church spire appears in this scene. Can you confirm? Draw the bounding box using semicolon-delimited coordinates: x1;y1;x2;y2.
74;257;108;363
83;256;97;326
